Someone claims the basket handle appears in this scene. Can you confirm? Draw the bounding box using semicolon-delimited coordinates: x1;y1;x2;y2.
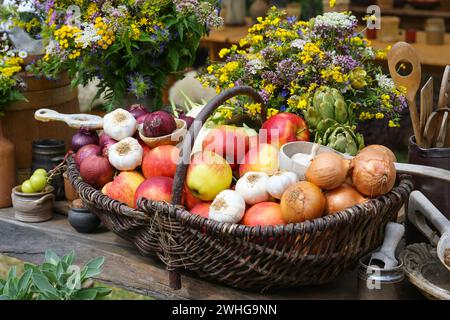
165;86;265;291
171;86;266;206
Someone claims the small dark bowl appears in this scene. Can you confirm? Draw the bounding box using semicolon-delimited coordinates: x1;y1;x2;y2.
68;207;101;233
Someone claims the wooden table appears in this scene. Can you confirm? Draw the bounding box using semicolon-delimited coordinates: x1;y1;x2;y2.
201;25;450;68
0;207;425;300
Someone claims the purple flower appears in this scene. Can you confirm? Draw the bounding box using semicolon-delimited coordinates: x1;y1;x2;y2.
333;55;361;72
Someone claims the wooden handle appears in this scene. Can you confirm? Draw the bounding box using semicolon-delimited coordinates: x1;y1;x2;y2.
165;86;266;291
436;111;449;148
171;86;266;206
35;108;104;129
387;42;423;146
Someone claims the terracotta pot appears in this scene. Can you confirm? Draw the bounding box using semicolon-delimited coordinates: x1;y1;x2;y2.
11;185;55;222
0;120;16;208
63;171;78;201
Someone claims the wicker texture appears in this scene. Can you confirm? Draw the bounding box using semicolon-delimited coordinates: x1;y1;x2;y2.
67;86;414;291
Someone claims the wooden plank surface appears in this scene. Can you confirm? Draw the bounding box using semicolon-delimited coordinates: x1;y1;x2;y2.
0;207;424;300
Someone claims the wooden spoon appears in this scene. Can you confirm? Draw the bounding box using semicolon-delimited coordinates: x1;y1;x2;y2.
34;108;103;129
388;42;422;146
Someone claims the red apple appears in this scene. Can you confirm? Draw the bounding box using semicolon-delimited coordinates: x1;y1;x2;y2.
139;139;152;158
134;176;175;207
239;143;279;177
242;202;285;226
261;112;310;148
102;171;145;208
142;145;180;178
202;125;250;168
190;202;211;218
184;184;203;210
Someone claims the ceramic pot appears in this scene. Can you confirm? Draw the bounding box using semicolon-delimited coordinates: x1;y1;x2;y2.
0;120;16;208
12;185;55;222
68;205;101;233
32;139;66;200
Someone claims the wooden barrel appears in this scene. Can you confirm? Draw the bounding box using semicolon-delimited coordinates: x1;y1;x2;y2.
1;73;79;174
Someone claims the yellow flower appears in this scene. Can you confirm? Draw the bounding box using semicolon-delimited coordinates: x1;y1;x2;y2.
297;99;307;110
221;109;233;119
244;103;262;116
375;113;384;119
264;83;276;94
329;0;336;8
218;48;230;59
267;108;279;118
389;120;400;127
223;61;239;73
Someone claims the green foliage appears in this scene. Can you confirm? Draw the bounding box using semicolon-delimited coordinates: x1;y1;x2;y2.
0;250;111;300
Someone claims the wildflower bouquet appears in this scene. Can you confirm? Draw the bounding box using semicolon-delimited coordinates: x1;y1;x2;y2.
199;8;407;153
23;0;223;110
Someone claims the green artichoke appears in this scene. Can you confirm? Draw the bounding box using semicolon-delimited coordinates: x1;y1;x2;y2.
316;122;365;156
305;86;352;130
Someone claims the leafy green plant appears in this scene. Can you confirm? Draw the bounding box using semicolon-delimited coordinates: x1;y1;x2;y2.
0;251;111;300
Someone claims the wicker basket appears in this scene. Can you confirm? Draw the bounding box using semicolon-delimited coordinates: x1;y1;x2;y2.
67;86;414;291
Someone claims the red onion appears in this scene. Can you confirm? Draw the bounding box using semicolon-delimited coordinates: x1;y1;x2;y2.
71;127;99;152
99;133;117;157
136;113;148;124
75;144;101;169
179;114;194;129
80;154;114;189
127;104;149;120
143;111;176;137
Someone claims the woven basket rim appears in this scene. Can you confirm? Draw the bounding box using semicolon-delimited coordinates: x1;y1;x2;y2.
67;155;413;238
140;175;412;238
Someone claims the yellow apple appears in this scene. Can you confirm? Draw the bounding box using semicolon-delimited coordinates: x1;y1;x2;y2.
186;151;232;201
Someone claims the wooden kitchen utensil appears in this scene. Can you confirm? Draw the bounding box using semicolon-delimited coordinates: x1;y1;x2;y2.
438;66;450;109
35;108;103;129
435;111;449;148
423;108;450;148
420;77;433;135
388;42;423;146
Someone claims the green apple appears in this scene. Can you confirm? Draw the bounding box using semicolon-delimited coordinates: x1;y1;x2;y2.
186;151;232;201
33;168;48;177
21;180;36;193
30;174;47;192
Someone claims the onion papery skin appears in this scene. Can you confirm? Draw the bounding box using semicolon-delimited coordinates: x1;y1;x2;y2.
305;152;350;190
325;184;367;214
71;127;99;152
351;151;396;197
359;145;397;162
79;155;114;189
75;144;101;169
280;181;325;223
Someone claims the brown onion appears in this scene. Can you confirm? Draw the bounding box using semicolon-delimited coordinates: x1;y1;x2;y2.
359;144;396;162
351;151;396;197
80;154;114;189
305;152;350;190
325;184;367;214
280;181;325;223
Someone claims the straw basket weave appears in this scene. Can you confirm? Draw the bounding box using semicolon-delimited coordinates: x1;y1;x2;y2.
68;86;413;291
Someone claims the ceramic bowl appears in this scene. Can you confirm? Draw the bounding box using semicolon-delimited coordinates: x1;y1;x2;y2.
279;141;342;179
138;118;187;148
11;185;55;223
